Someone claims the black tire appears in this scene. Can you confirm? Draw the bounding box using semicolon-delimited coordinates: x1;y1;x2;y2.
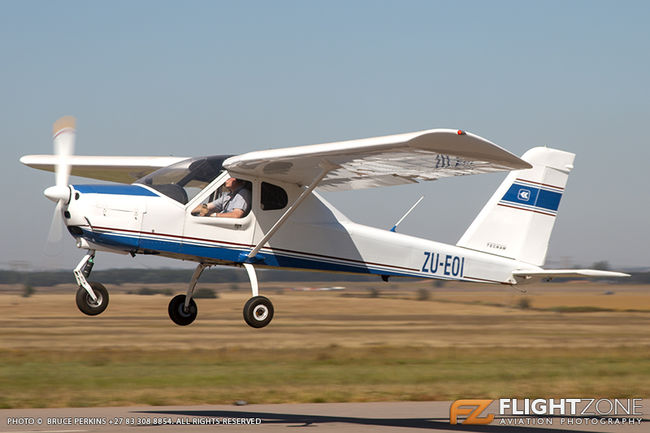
75;282;109;316
243;296;274;328
168;294;198;326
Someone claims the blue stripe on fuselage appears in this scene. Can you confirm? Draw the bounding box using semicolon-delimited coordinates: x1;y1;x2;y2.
73;184;159;197
77;229;425;279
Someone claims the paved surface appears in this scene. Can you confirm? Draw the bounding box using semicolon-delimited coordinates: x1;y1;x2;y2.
1;401;648;433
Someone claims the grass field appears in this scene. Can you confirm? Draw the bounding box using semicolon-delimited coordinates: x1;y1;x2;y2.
0;280;649;408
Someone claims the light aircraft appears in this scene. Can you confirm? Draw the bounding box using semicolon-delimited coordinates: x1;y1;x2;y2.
21;117;629;327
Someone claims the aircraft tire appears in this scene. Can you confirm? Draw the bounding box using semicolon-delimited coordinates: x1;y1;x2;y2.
243;296;274;328
168;294;198;326
75;282;109;316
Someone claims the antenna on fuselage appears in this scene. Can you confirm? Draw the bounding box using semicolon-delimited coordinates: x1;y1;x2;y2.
390;196;424;232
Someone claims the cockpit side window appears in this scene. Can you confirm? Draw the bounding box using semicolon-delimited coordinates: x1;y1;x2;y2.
192;178;252;218
135;155;232;204
261;182;288;211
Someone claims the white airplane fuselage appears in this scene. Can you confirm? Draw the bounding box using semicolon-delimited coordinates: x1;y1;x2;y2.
63;171;534;285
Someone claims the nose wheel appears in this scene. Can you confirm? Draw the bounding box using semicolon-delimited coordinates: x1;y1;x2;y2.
74;251;109;316
75;281;109;316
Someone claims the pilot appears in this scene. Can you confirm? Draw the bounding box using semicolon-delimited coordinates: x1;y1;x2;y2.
192;177;251;218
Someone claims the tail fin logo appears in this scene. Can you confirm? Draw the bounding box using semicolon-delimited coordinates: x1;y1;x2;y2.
517;189;531;202
498;180;563;217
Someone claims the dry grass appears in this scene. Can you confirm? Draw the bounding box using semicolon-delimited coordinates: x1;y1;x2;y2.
0;281;649;407
2;282;649;350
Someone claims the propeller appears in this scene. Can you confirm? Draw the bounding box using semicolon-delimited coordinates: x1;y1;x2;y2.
44;116;76;244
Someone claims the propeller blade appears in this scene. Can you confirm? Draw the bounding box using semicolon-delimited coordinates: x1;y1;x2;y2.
43;201;66;268
46;201;64;245
52;116;76;189
43;116;76;260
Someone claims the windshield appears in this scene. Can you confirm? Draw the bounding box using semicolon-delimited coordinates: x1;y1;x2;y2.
136;155;233;204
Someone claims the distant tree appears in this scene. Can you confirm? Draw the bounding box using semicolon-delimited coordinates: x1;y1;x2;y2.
416;288;430;301
137;287;155;295
517;297;531;310
22;284;35;298
592;261;611;271
194;288;218;299
628;272;650;284
0;271;23;284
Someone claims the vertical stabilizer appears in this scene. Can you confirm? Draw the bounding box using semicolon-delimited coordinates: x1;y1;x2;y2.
457;147;575;266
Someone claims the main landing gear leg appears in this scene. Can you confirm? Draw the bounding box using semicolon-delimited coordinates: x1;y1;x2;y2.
242;263;274;328
168;263;206;326
73;250;109;316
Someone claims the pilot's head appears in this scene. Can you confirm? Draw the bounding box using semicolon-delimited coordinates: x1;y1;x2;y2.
225;177;241;190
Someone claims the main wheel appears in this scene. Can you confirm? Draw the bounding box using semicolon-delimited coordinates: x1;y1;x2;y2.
168;294;198;326
243;296;274;328
75;282;109;316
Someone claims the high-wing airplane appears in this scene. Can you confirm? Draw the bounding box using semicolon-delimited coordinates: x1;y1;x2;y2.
21;117;629;327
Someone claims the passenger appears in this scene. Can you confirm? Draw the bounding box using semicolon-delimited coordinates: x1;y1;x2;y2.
192;177;251;218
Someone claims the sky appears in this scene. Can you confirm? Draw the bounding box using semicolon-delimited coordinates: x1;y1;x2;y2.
2;0;649;271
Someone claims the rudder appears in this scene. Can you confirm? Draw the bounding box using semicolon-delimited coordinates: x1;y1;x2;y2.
457;147;575;266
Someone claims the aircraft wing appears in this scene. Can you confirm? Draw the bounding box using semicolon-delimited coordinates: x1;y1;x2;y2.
20;155;189;184
223;129;532;191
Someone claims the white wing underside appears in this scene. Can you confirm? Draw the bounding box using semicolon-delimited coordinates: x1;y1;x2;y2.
19;155;189;184
21;129;531;189
224;129;531;191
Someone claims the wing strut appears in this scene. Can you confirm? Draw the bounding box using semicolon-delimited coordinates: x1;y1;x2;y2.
245;162;335;260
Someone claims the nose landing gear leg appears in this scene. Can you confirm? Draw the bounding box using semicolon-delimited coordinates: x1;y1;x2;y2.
73;250;109;316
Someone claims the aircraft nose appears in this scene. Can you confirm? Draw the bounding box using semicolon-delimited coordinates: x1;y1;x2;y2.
44;185;71;203
62;189;91;228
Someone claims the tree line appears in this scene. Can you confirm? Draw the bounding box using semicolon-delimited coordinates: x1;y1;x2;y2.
0;264;646;287
0;267;378;287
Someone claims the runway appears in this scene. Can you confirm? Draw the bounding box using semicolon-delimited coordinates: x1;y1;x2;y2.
1;401;648;433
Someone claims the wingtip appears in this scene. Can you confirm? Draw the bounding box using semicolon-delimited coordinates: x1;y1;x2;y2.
19;155;35;166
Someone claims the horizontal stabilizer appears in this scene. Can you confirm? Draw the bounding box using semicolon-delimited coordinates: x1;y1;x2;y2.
513;269;630;282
